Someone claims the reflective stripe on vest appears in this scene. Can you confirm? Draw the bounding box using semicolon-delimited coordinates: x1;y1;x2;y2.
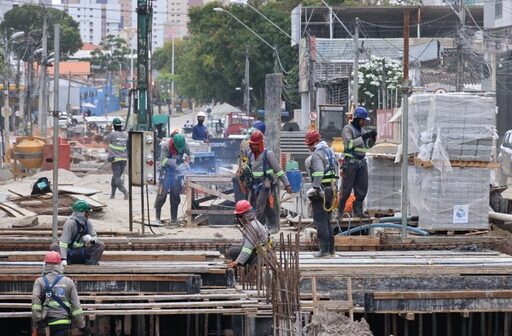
48;319;72;326
109;144;126;151
241;247;253;255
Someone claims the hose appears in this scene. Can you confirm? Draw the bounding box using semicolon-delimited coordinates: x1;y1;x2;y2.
378;216;418;223
340;223;429;236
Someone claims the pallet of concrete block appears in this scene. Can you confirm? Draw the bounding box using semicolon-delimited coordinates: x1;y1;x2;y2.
410;93;496;162
409;165;490;231
366;156;401;212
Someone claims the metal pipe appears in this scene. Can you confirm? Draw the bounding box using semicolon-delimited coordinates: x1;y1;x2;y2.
340;223;429;236
378;216;417;223
51;24;60;243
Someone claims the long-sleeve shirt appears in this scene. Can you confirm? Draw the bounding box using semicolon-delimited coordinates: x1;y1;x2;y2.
248;149;290;187
192;124;208;141
308;141;339;189
342;123;373;161
32;266;85;328
59;214;98;259
236;218;270;265
104;130;128;161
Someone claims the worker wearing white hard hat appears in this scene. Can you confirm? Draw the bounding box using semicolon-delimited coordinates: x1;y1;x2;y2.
192;111;209;142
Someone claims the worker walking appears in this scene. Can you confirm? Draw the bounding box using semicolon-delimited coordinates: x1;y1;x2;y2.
338;107;377;218
235;121;266;202
32;251;88;336
154;133;192;225
247;130;292;230
305;131;339;257
104;117;128;200
192;111;209;141
227;200;272;268
59;200;105;266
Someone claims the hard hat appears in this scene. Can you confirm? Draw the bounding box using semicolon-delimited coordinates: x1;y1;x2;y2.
72;199;91;212
249;130;264;145
197;111;206;118
234;200;252;214
354;106;370;121
113;117;123;126
253;121;266;134
173;133;186;151
304;130;321;145
44;251;62;264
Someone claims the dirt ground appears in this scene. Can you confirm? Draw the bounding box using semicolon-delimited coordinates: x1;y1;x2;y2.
305;309;373;336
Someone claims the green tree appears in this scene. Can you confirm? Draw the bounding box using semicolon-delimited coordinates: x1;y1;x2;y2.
89;35;130;72
1;4;82;58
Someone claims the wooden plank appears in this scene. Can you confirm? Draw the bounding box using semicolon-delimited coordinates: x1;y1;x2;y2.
59;186;101;196
414;158;499;169
0;292;247;301
373;290;512;300
185;175;233;183
187;182;235;203
334;236;380;247
0;201;37;217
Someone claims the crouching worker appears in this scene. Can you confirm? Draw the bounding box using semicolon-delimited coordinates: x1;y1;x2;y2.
227;200;272;268
59;200;105;266
32;251;88;336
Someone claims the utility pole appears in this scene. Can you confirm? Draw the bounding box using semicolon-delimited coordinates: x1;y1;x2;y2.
136;0;153;130
455;0;465;92
352;17;359;109
38;10;48;137
52;24;60;243
25;40;32;135
401;10;410;242
170;33;175;116
244;45;250;116
66;71;71;117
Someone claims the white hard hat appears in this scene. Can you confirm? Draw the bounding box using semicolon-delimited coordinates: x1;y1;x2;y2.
197;111;206;118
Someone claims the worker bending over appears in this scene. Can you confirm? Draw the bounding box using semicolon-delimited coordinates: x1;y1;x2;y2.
235;121;266;202
227;200;272;268
338;107;376;218
59;200;105;266
247;130;292;230
104;117;129;200
192;111;209;141
154;133;192;225
32;251;88;336
305;130;339;257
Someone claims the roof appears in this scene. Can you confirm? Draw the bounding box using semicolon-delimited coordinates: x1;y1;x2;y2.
47;61;91;76
81;43;99;51
420;69;482;86
211;103;241;116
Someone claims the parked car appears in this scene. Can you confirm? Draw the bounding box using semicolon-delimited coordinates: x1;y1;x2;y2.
498;130;512;185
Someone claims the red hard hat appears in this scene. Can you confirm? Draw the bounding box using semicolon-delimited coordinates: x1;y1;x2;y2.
234;200;252;215
249;130;264;145
44;251;61;264
304;130;321;145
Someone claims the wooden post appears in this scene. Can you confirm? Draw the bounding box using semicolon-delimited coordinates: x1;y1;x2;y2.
347;278;353;321
264;73;283;233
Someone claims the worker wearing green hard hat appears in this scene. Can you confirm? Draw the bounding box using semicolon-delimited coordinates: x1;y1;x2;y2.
104;117;129;200
57;200;105;266
154;131;194;225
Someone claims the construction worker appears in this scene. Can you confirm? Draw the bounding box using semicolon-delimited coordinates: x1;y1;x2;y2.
247;130;292;229
305;130;339;257
59;200;105;266
235;121;266;202
227;200;271;268
32;251;88;336
104;117;129;200
154;133;192;225
192;111;209;141
338;106;377;218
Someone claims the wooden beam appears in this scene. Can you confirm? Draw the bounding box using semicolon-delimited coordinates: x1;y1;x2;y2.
186;182;235;203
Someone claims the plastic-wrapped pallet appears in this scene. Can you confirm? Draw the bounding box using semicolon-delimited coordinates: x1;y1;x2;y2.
410;167;490;231
366;157;401;211
417;93;496;162
408;94;432;154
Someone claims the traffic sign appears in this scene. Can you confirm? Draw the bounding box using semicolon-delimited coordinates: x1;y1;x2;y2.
1;106;11;117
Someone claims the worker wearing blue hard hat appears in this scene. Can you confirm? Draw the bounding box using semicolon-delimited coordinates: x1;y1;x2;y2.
338;106;377;218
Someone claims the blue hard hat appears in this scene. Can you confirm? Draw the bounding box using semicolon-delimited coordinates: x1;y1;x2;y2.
253;121;266;134
354;106;370;121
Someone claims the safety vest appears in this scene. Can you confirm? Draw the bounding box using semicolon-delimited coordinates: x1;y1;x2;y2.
343;124;369;161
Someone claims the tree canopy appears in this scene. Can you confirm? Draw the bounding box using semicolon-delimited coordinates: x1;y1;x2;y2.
1;4;82;58
89;35;131;72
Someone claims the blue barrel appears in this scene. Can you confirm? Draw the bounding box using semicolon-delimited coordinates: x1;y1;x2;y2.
285;160;302;193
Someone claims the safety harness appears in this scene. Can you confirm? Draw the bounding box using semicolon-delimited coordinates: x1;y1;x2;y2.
41;275;72;325
66;220;88;264
310;147;340;212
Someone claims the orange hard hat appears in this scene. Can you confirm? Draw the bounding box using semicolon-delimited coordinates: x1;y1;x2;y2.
249;130;264;145
44;251;61;264
234;200;252;215
304;130;321;145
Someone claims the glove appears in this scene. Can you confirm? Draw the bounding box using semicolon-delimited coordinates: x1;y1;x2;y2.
61;259;67;266
284;185;292;194
82;234;92;243
89;236;98;244
362;130;377;140
307;187;317;197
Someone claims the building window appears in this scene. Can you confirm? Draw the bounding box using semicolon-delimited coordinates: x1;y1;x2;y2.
496;0;503;19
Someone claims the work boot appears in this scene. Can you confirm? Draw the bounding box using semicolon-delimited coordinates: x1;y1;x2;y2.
313;251;330;258
155;208;162;224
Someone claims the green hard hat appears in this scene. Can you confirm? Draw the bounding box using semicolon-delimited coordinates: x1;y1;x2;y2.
112;117;123;126
173;134;186;151
72;200;91;213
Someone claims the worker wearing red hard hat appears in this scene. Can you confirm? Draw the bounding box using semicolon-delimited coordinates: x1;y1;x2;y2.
305;130;339;257
227;200;272;268
154;133;193;225
247;130;292;231
31;251;88;336
338;106;377;218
